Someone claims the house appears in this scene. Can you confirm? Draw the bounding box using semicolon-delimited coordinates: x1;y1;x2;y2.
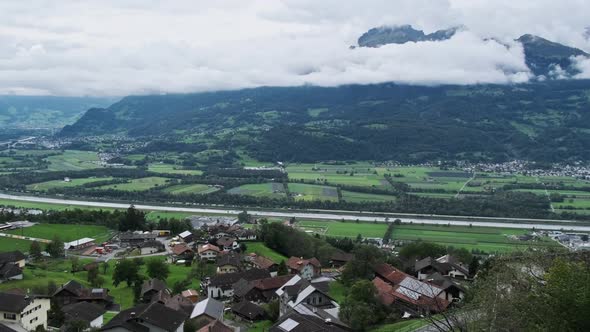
198;244;221;262
275;275;339;318
181;289;200;303
270;311;348;332
414;255;469;280
249;254;278;276
62;301;106;329
53;280;114;309
0;251;25;269
216;236;239;251
286;257;321;280
101;302;187;332
64;238;95;251
216;252;242;274
196;320;233;332
231;301;265;321
206;269;270;299
164;294;195;316
119;232;158;248
233;274;294;303
172;244;194;262
189;298;224;327
0;292;51;331
426;272;466;301
178;231;194;243
373;263;449;315
234;229;257;241
141;279;169;303
329;252;353;269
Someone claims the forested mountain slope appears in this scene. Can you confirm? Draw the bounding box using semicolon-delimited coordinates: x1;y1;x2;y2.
61;80;590;163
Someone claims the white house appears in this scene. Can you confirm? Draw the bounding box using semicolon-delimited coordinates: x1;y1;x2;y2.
198;244;221;262
0;292;51;331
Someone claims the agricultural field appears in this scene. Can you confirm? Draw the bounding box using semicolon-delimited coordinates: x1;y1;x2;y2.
162;183;219;195
45;150;102;171
341;190;396;203
145;211;195;221
97;177;170;191
384;166;472;193
243;242;287;263
391;224;561;253
286;163;390;188
148;163;203;175
0;198;117;211
4;224;112;242
26;177;113;191
228;183;286;199
288;183;339;202
297;220;388;238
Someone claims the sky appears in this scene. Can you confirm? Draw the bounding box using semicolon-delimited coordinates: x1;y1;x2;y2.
0;0;589;96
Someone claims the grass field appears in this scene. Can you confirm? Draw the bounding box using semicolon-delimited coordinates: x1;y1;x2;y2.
0;237;34;252
328;281;346;303
0;198;117;211
392;224;560;253
163;184;219;195
287;163;390;188
145;211;195;221
26;177;113;191
5;224;112;242
245;242;288;263
45;150;102;171
370;319;429;332
148;164;203;175
288;183;339;202
98;177;170;191
341;190;396;203
0;256;200;310
297;220;388;238
228;183;287;199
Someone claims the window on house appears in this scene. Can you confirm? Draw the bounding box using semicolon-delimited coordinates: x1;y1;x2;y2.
3;313;16;320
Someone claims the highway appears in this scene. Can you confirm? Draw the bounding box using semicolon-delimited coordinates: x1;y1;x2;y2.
1;193;590;232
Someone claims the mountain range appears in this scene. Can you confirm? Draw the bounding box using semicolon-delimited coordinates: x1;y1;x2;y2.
357;26;589;78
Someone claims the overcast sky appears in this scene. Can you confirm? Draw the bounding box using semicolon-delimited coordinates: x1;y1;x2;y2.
0;0;589;96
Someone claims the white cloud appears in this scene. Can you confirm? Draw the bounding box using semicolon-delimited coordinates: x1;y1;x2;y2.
0;0;588;96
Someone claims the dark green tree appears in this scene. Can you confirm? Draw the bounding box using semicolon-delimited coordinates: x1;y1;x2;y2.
112;259;141;287
29;241;42;261
46;236;65;258
277;260;288;276
340;280;383;331
146;259;170;281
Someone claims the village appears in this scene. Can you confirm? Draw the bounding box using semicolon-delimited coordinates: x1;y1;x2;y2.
0;213;479;332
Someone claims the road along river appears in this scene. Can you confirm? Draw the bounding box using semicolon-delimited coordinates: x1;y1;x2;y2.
1;193;590;232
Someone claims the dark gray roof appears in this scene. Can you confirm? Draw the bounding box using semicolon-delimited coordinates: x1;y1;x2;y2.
141;279;168;296
209;268;269;287
102;302;187;332
0;292;32;312
231;301;265;320
119;232;157;240
63;302;106;323
0;263;22;280
0;251;25;264
270;311;348;332
216;253;242;268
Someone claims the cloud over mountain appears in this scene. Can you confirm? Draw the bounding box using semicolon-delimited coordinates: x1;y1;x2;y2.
0;0;589;95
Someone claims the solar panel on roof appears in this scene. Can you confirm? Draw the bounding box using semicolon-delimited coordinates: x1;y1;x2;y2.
279;318;299;331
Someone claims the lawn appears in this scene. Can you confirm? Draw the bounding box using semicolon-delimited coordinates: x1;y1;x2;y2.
98;177;170;191
148;164;203;175
0;256;200;310
228;183;286;199
5;224;112;242
163;184;219;195
0;198;117;212
298;220;388;238
247;320;273;332
26;177;114;191
45;150;102;171
328;281;346;303
145;211;195;221
245;242;288;263
0;237;34;252
370;319;429;332
288;183;339;202
341;190;396;203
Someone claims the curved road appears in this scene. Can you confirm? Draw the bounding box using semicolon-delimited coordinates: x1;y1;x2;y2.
1;193;590;232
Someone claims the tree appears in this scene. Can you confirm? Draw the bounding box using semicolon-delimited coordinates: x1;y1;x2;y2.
48;302;65;328
120;205;146;232
46;236;65;258
64;320;89;332
172;279;191;295
398;241;446;261
29;241;42;261
340;280;383;331
112;259;141;287
264;299;280;322
237;210;251;224
342;245;385;284
277;260;288;276
146;259;169;281
87;265;99;285
70;257;80;274
468;256;480;277
132;275;146;304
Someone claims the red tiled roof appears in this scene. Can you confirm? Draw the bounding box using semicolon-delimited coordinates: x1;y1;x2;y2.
251;255;276;269
287;257;321;271
172;244;193;256
198;244;220;254
253;274;294;291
